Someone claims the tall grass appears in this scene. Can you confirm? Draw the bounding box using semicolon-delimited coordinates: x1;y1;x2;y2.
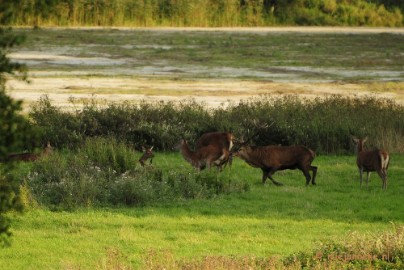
143;225;404;269
9;0;403;27
31;95;404;154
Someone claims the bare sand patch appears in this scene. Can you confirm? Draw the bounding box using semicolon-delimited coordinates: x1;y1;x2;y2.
7;76;401;110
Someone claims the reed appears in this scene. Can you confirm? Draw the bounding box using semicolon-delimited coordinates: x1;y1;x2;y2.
9;0;403;27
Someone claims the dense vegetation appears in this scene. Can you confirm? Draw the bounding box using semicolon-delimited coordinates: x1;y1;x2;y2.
0;1;37;246
31;94;404;155
7;0;404;27
24;137;247;209
16;93;404;210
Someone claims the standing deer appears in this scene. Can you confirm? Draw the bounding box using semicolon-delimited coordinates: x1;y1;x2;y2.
5;142;53;162
352;137;390;190
139;146;154;167
176;139;230;171
195;132;235;169
234;144;317;186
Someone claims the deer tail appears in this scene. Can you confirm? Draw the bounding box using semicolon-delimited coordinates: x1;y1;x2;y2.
380;152;390;170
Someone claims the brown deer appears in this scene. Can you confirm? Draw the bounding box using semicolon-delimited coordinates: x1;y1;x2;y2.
195;132;235;169
352;137;390;190
176;139;230;171
234;144;317;186
5;142;53;162
138;146;154;167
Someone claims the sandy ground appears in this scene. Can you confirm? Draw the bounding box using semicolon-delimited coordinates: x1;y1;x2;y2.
7;77;399;110
6;27;404;110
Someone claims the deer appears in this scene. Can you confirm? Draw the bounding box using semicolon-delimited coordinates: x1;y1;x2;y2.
234;143;317;186
5;142;53;162
176;139;230;171
195;132;235;170
352;136;390;190
138;146;154;167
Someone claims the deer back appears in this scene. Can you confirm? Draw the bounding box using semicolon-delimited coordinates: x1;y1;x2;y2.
196;132;234;151
237;145;315;168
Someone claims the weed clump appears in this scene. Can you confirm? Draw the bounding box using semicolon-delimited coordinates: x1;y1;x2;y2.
142;225;404;269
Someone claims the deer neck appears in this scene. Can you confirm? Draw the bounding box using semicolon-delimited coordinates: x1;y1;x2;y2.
356;142;364;154
180;143;197;164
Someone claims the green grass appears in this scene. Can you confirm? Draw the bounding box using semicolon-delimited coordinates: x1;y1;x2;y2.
1;153;403;269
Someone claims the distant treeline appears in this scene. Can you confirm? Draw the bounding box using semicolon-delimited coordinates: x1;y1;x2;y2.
8;0;404;27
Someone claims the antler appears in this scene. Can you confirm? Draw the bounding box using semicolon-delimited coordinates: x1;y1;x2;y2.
241;119;273;145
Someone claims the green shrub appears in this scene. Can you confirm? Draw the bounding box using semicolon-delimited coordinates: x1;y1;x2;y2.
31;95;404;154
26;137;248;209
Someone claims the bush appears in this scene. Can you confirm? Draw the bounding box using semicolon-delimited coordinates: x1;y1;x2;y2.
26;137;248;209
31;95;404;155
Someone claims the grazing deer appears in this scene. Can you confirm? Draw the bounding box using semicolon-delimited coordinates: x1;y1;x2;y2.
5;142;53;162
352;137;389;190
176;139;230;171
234;144;317;186
195;132;235;169
139;146;154;167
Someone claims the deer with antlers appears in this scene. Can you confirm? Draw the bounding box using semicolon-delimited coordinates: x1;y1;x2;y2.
138;146;154;167
352;136;390;190
4;142;53;162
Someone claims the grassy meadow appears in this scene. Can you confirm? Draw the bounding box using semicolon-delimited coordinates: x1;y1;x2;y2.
1;152;403;269
2;27;404;269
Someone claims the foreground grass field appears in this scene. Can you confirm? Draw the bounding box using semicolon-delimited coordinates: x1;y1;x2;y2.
1;153;403;269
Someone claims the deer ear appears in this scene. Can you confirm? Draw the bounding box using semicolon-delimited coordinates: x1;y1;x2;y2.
142;146;146;151
363;137;368;143
150;146;154;151
351;136;359;143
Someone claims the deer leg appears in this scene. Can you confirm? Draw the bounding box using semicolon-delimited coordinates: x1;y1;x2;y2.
267;169;283;186
228;153;233;170
302;168;312;186
310;166;317;185
359;168;364;188
261;169;269;185
366;171;370;188
376;169;387;190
